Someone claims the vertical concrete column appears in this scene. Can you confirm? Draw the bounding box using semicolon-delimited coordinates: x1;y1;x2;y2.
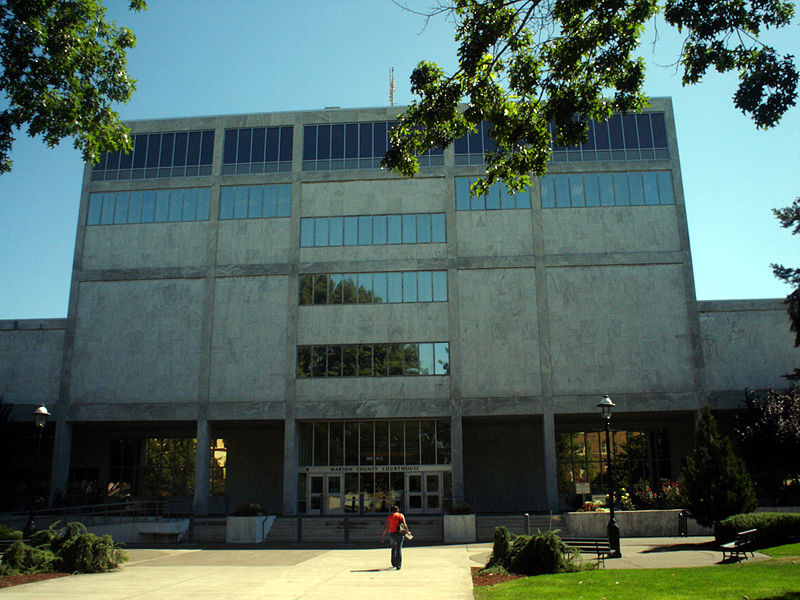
449;415;464;502
542;409;559;512
48;417;72;506
193;418;211;516
282;418;298;514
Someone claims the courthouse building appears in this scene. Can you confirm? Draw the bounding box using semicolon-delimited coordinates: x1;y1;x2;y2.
1;98;797;518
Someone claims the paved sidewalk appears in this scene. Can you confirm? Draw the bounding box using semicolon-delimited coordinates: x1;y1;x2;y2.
0;537;770;599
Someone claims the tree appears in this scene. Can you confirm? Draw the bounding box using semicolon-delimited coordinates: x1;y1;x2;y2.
738;388;800;503
771;197;800;380
0;0;146;174
383;0;798;195
680;406;756;527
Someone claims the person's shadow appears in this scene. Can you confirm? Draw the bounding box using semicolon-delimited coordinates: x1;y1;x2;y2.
350;568;396;572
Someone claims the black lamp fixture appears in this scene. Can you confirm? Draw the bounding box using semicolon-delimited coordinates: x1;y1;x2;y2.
23;404;51;538
597;394;621;558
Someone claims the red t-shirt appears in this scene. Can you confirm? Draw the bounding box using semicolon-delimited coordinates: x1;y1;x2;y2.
387;512;403;533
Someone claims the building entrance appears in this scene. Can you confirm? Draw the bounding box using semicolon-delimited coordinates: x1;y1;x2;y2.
406;472;442;513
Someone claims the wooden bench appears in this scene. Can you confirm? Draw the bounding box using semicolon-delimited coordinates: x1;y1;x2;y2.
561;537;613;563
720;528;757;561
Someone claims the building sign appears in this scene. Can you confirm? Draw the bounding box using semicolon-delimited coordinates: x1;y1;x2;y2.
303;465;437;474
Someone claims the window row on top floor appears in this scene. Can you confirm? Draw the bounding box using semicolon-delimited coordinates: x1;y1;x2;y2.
302;121;444;172
91;131;215;181
455;113;669;165
300;213;446;247
222;126;293;175
86;188;211;225
219;184;291;219
297;342;450;378
299;271;448;305
455;177;531;210
540;171;674;208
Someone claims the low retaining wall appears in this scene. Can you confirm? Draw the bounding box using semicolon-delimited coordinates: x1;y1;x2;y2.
566;509;712;537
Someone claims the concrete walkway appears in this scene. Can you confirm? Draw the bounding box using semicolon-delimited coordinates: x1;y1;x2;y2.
0;537;770;599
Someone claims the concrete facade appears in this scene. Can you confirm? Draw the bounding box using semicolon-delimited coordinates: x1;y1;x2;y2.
1;98;798;518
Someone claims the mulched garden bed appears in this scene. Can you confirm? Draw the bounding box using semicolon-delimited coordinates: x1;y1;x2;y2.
0;573;70;588
471;566;523;586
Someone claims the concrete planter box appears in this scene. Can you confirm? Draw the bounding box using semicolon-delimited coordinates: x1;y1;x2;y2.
566;509;713;537
225;515;275;544
443;514;476;543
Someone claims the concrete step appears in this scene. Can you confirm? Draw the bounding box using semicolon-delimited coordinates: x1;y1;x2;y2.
191;517;227;543
265;515;444;545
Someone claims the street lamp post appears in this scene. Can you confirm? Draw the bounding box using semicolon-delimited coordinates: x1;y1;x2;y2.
598;394;621;558
23;404;51;538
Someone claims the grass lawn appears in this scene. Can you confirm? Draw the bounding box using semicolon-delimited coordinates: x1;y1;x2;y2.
474;544;800;600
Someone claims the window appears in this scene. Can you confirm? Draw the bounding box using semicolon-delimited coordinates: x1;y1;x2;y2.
300;213;446;247
92;130;214;181
297;342;449;377
455;177;530;211
222;126;293;174
298;419;451;466
549;113;670;163
453;113;670;166
219;184;291;219
540;171;675;208
556;429;672;496
299;271;447;305
302;121;443;171
87;188;211;225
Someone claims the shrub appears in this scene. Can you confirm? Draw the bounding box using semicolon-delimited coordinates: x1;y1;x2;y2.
631;480;657;509
0;524;22;540
577;500;604;512
487;527;584;575
0;540;57;576
232;503;265;516
715;512;800;546
0;521;127;575
488;525;512;567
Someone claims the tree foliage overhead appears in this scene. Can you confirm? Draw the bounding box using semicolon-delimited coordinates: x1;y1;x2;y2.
384;0;798;195
0;0;146;174
771;197;800;380
680;406;757;527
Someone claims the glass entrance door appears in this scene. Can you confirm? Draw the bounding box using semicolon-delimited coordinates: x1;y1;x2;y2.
307;474;344;514
405;472;443;513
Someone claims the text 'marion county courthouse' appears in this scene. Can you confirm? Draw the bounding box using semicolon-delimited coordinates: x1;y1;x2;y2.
1;98;797;525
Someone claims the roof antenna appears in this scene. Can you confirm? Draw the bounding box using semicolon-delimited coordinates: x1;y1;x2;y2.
389;67;396;106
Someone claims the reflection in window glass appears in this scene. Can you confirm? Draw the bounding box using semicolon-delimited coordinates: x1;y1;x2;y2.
387;273;402;303
432;271;448;301
219;184;291;220
402;214;416;244
329;217;344;246
417;271;433;302
297;343;450;377
403;271;417;302
628;172;644;205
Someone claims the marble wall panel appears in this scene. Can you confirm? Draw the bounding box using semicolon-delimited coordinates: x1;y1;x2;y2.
70;279;204;403
210;276;288;402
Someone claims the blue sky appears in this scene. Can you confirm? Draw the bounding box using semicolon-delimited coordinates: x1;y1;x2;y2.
0;1;798;319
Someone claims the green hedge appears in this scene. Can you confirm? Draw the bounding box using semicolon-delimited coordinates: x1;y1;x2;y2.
715;512;800;546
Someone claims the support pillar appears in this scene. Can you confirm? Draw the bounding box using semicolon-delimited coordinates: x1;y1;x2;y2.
450;414;465;504
542;410;559;512
48;417;72;506
193;419;211;516
282;419;298;515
